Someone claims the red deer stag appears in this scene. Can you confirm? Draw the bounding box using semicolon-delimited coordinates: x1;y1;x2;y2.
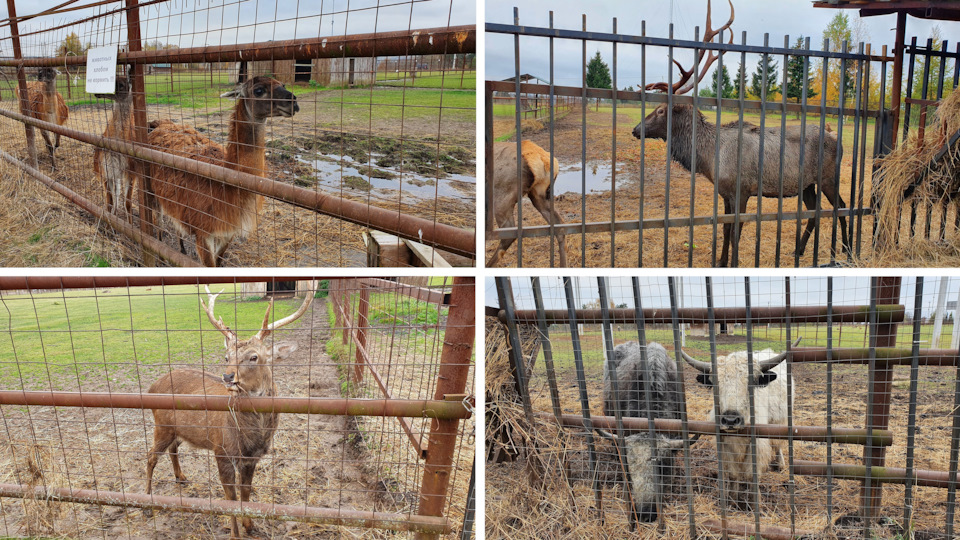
148;76;299;266
486;140;568;267
16;67;69;170
145;283;315;538
634;0;848;267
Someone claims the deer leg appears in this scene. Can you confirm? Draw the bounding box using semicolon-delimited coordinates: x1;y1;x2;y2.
821;181;851;256
215;456;241;540
719;197;735;267
238;459;259;534
485;214;517;268
796;186;819;257
169;441;188;484
528;190;568;267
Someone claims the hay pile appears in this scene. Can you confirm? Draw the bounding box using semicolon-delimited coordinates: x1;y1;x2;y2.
872;89;960;265
0;443;66;537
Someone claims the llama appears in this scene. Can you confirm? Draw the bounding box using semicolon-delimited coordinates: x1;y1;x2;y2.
16;67;69;169
147;76;299;266
93;74;134;219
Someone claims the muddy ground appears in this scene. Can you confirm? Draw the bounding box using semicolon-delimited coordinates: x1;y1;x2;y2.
486;107;877;268
0;299;473;538
487;335;958;539
0;85;476;267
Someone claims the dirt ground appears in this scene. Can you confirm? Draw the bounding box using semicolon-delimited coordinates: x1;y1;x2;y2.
0;299;471;538
0;86;476;267
486;107;877;268
487;333;959;539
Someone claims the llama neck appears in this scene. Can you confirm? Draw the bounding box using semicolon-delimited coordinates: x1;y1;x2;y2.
43;79;56;96
668;110;718;183
226;99;266;176
114;97;133;129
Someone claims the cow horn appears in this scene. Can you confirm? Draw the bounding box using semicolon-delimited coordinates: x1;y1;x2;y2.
758;337;802;372
593;428;617;441
680;349;713;374
661;433;700;450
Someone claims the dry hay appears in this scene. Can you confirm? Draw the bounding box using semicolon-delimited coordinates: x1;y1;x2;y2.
0;442;66;537
871;89;960;266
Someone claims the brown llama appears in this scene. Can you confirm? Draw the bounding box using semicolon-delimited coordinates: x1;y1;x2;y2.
93;73;134;219
16;67;69;169
147;76;299;266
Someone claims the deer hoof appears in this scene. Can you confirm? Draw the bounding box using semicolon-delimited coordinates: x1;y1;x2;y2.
175;476;189;485
142;508;154;518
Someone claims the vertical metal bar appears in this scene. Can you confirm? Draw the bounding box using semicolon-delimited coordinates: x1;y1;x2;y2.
813;38;830;267
664;24;674;268
416;276;474;540
860;277;901;528
126;0;157;266
581;15;588;267
731;31;747;268
459;464;475;540
495;277;534;423
825;276;835;528
563;276;603;514
754;34;770;268
903;277;924;530
713;29;724;268
902;38;918;242
742;277;761;536
661;277;696;538
784;277;797;536
485;82;495;263
919;39;933;239
854;45;871;256
946;302;960;537
354;285;369;383
775;35;790;268
830;41;848;263
6;0;37;169
549;11;557;268
688;28;700;269
869;47;889;251
639;20;647;267
795;37;811;268
610;18;618;268
513;8;524;267
531;278;563;421
705;277;729;538
889;12;907;149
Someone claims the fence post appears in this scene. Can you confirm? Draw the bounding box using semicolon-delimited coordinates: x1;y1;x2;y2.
416;276;474;540
860;276;902;524
340;280;349;346
6;0;38;169
354;283;369;383
125;0;158;266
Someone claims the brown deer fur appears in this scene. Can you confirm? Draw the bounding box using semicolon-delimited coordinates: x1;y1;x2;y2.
146;285;314;539
486;140;567;267
93;75;134;219
147;76;299;266
16;68;69;169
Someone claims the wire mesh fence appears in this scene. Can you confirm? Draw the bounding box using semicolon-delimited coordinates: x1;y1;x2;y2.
0;276;475;538
0;0;476;267
484;3;960;268
487;275;960;538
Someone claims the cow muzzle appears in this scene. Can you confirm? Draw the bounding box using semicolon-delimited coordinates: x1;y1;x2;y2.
719;411;743;431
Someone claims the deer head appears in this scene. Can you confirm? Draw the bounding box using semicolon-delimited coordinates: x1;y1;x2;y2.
199;282;315;396
645;0;735;96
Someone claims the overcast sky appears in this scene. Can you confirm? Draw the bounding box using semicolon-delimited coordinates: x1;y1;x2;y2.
486;0;960;89
0;0;474;57
486;276;960;318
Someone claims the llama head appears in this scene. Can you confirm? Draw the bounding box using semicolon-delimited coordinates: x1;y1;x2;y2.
221;76;299;120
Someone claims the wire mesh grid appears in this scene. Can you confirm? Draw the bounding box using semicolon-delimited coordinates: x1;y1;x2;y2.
484;4;960;269
487;276;960;538
0;276;475;538
0;0;476;267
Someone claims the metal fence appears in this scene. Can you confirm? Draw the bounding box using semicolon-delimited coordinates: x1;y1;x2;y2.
0;0;476;267
484;8;960;268
0;276;475;538
488;276;960;538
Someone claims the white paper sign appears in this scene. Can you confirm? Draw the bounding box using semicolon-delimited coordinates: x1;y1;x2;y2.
85;45;119;94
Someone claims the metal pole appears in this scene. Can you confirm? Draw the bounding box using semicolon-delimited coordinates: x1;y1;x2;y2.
6;0;37;168
354;285;370;383
889;12;907;150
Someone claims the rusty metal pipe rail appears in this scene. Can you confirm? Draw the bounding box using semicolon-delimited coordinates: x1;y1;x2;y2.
0;25;475;67
792;460;955;489
505;304;904;325
701;519;816;540
0;108;475;258
0;483;450;534
541;412;893;446
791;347;960;365
0;391;472;420
0;149;199;267
0;276;326;290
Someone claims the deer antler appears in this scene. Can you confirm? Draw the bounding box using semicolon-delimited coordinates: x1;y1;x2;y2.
200;285;236;340
645;0;735;95
255;280;317;340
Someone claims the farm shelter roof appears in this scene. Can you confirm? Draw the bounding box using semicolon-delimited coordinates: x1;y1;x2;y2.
813;1;960;21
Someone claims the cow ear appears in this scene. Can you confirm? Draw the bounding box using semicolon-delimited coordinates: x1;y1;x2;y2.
695;374;712;386
757;372;778;386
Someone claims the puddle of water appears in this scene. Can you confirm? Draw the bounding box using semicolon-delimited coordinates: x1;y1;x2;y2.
294;153;475;203
553;161;624;195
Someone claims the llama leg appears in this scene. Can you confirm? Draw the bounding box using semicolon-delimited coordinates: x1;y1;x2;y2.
40;130;56;169
529;189;568;267
194;232;217;267
213;235;234;267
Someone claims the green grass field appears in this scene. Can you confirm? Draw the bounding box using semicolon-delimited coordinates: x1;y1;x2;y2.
0;284;310;389
377;70;476;90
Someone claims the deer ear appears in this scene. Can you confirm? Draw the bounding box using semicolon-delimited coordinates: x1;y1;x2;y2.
270;342;298;363
220;87;242;99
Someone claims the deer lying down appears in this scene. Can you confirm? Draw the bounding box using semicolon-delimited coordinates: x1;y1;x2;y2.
486;140;568;267
145;284;314;539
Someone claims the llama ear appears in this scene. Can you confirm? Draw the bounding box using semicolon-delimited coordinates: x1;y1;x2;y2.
220;87;242;99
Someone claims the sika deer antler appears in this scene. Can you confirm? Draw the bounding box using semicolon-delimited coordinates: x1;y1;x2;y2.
255;280;316;340
201;285;236;340
645;0;735;95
